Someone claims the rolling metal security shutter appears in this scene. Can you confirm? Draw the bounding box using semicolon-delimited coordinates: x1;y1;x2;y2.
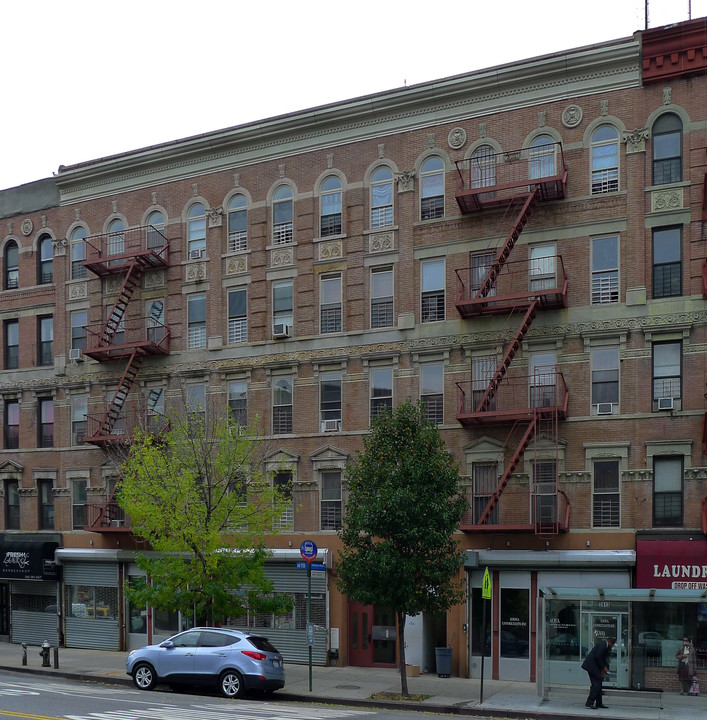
10;580;59;645
63;562;119;650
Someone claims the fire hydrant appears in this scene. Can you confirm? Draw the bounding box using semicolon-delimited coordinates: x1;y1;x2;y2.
39;640;51;667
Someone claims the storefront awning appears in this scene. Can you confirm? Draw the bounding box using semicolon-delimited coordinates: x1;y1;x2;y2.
466;549;635;568
540;586;707;601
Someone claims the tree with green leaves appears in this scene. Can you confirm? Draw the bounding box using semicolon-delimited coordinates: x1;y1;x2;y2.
336;399;468;696
118;407;292;626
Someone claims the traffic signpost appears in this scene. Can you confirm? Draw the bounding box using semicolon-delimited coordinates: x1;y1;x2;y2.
300;540;318;692
480;567;491;703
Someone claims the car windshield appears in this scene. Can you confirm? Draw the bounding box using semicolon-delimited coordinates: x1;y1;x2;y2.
247;636;279;653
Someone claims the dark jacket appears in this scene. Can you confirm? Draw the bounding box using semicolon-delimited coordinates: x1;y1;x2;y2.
582;640;612;678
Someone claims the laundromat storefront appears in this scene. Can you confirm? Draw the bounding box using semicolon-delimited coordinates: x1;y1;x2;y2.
0;540;60;645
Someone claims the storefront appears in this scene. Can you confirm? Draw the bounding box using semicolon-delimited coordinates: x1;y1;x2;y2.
0;539;60;645
466;549;634;682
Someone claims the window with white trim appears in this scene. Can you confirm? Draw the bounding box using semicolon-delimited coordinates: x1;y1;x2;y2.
187;203;206;256
421;259;445;322
227;195;248;251
72;479;87;530
652;226;681;298
320;176;342;237
420;156;444;220
72;395;87;445
529;244;556;292
71;311;87;351
592;460;620;527
107;219;125;259
591;236;618;304
320;274;342;333
591;125;619;193
653;455;683;527
187;294;206;349
4;241;18;290
472;354;496;411
146;211;165;249
70;227;87;279
421;363;443;424
652;340;681;410
272;377;293;434
471;145;496;189
37;234;53;284
320;372;342;432
228;380;247;426
532;461;557;526
371;267;393;328
470;251;496;297
529;352;556;408
652;112;682;185
591;346;619;413
529;135;556;179
227;288;247;344
370;166;393;228
472;462;498;524
370;367;392;422
320;470;342;530
272;280;293;333
272;186;293;244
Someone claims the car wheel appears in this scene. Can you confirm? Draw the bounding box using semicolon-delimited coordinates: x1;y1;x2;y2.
133;662;157;691
219;669;245;698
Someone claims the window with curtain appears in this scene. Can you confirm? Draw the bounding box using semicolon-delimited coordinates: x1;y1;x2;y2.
320;176;342;236
591;125;619;193
370;167;393;228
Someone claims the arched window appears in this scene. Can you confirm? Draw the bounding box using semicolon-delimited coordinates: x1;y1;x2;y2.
529;134;556;180
272;186;293;244
652;113;682;185
471;145;496;190
107;218;125;259
320;177;342;237
591;125;619;194
146;210;165;250
37;234;53;284
70;227;87;280
187;203;206;257
227;195;248;251
420;156;444;220
370;166;393;229
4;241;18;289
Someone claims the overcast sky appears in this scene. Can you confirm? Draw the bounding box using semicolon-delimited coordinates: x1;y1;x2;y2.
1;0;704;192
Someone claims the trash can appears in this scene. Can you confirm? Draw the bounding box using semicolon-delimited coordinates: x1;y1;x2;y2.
435;646;452;677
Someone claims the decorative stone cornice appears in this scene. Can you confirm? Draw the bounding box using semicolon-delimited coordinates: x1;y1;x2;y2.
622;127;649;153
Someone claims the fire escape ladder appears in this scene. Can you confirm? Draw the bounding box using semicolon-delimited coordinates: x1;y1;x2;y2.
477;416;539;525
99;349;145;436
474;299;539;413
101;263;143;346
475;188;539;299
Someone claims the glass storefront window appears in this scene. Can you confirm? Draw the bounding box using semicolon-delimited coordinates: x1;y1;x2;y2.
470;587;491;657
500;587;529;658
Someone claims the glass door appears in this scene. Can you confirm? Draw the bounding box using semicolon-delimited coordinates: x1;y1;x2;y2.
582;611;630;688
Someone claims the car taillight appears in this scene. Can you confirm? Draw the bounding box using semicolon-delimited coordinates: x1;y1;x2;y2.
241;650;268;661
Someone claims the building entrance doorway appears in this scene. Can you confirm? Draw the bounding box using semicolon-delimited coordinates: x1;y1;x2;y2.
348;602;396;666
582;610;629;688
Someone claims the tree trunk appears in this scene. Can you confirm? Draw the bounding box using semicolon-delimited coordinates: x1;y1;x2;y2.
397;610;409;697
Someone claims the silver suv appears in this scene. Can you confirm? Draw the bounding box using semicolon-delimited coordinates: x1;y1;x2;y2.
126;627;285;698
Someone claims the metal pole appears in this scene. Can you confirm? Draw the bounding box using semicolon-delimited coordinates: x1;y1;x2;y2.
308;562;312;692
479;598;486;704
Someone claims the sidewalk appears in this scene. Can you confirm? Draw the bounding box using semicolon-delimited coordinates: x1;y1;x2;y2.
0;642;704;719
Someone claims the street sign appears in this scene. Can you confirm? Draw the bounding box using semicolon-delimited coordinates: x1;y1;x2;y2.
310;562;326;571
482;567;491;599
300;539;318;563
307;621;314;646
296;561;307;569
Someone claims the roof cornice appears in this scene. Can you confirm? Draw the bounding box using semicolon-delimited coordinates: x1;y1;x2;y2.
56;37;640;204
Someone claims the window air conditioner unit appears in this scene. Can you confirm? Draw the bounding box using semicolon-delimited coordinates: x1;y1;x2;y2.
596;403;613;415
322;419;341;432
657;397;674;411
272;323;291;339
189;248;204;260
69;348;84;362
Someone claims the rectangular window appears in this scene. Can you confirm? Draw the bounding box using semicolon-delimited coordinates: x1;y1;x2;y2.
187;384;206;415
187;294;206;349
273;377;293;434
529;244;556;292
320;275;342;333
470;252;496;297
472;463;498;524
591;236;619;304
593;460;620;527
370;367;392;421
652;226;681;298
653;341;681;410
273;280;293;330
653;456;683;527
71;235;87;279
321;470;342;530
38;397;54;448
532;461;557;526
5;479;19;530
228;380;247;426
147;388;166;434
4;320;18;370
371;267;393;328
227;288;247;344
71;311;87;351
472;355;497;411
591;347;619;411
4;401;19;450
421;259;445;322
320;372;342;431
421;363;443;424
72;480;87;530
38;316;53;366
530;353;556;408
72;396;87;445
273;470;293;530
38;480;54;530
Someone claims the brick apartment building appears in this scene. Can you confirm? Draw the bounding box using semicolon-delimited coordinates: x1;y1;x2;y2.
0;16;705;688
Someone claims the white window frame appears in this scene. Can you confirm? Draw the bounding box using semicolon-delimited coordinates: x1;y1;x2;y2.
272;186;294;245
421;259;445;322
227;288;247;344
420;156;444;220
591;236;619;304
420;363;444;424
320;274;342;334
187;203;206;255
187;293;206;349
591;125;619;194
227;194;248;252
370;266;393;328
370;166;393;229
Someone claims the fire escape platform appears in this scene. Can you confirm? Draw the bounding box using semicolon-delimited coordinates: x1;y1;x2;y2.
459;493;570;533
82;225;169;277
455;143;567;215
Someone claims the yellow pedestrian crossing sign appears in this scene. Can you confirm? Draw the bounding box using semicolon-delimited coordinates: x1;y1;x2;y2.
482;567;491;599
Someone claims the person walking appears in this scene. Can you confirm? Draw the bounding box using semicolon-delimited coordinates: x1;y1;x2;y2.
581;636;616;709
676;636;697;695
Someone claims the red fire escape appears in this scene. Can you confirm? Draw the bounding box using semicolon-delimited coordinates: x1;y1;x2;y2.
454;142;570;536
80;225;170;531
